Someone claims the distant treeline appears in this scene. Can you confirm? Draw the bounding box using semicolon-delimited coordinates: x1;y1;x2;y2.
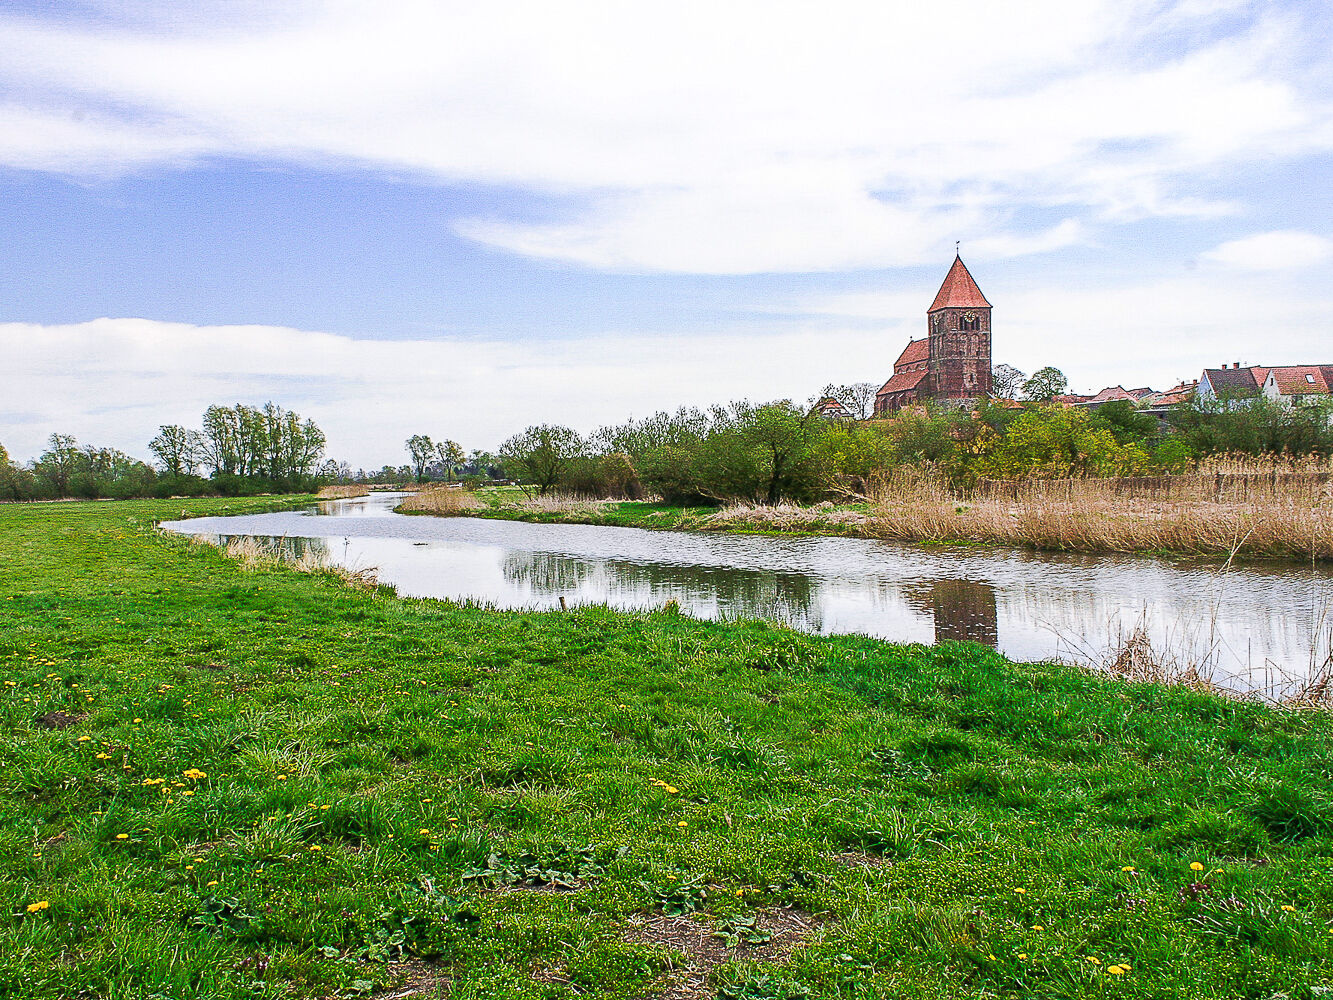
0;403;347;501
496;394;1333;504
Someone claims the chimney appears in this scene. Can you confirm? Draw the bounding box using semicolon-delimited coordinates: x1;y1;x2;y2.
1235;362;1241;369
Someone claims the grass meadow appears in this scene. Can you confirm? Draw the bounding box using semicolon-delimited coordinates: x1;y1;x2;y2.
3;498;1333;998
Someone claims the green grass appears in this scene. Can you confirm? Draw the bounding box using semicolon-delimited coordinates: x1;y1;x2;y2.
3;498;1333;999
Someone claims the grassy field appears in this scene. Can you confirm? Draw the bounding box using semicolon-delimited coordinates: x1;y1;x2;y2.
397;480;1333;561
3;498;1333;999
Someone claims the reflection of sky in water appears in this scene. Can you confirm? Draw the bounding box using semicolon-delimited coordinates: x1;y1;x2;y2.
163;493;1331;693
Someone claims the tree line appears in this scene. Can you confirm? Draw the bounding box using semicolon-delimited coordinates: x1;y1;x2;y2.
0;402;340;501
494;387;1333;504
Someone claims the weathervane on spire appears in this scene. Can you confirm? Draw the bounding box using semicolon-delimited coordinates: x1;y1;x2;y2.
955;240;960;257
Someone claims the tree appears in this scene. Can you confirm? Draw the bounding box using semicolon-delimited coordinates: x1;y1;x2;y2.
38;433;80;497
1022;367;1069;402
149;425;201;477
435;439;465;480
405;434;435;482
991;364;1027;399
820;382;878;420
500;424;584;495
974;406;1150;479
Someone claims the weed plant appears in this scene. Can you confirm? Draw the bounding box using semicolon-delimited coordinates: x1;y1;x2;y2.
2;499;1333;998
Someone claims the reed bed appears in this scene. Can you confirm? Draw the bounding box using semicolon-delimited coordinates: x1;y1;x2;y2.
222;536;379;590
700;470;1333;560
395;485;483;515
314;484;369;500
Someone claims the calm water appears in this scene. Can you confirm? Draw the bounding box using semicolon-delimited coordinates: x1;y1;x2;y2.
161;493;1331;695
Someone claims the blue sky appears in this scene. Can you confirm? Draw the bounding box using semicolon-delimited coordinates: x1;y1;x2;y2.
3;0;1332;467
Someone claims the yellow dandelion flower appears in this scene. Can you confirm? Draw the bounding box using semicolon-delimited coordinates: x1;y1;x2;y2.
1018;952;1028;960
182;768;207;780
116;833;129;840
1282;905;1296;912
1032;924;1044;931
419;828;430;835
186;865;194;870
309;845;322;851
132;718;142;724
26;900;50;913
1086;956;1101;965
1190;861;1204;871
96;753;109;759
276;774;287;780
1121;866;1135;873
77;735;91;742
1107;965;1125;975
987;953;996;961
677;821;688;828
206;880;218;887
1013;888;1026;895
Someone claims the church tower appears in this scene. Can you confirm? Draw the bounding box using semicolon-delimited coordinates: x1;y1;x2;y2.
926;255;992;405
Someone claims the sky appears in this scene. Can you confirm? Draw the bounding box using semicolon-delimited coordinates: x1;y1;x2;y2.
3;0;1333;469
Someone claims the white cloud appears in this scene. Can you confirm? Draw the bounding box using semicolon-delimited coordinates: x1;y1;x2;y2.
1201;230;1333;271
2;0;1329;272
0;317;895;467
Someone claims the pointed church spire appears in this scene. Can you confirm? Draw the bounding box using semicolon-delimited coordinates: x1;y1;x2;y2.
928;255;991;312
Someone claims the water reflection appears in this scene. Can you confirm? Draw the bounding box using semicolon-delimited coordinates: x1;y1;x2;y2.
163;494;1331;694
905;580;999;647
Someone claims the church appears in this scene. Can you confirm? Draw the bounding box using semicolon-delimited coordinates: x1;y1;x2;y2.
874;255;993;413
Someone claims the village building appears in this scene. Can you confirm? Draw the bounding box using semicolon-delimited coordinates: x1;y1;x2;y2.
812;396;853;419
874;255;993;414
1263;366;1333;406
1197;363;1271;403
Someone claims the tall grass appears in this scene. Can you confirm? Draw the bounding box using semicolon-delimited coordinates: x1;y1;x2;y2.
314;485;369;500
699;467;1333;560
222;535;379;590
395;486;483;515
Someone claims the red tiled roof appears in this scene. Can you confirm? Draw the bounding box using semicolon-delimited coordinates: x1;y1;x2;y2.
1050;394;1091;405
876;370;929;396
1085;386;1138;404
894;338;930;369
928;255;992;312
1268;365;1333;395
1146;382;1197;407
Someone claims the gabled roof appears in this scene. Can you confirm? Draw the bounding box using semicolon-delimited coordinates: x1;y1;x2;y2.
1203;366;1268;396
894;338;930;369
1268;365;1333;395
1085;386;1139;404
1050;394;1092;405
1144;382;1198;407
876;370;929;396
928;255;991;312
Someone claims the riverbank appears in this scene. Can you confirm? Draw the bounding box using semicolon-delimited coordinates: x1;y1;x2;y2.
3;497;1333;997
398;483;1333;561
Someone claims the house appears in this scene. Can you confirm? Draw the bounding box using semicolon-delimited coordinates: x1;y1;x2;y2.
1197;363;1270;403
875;255;993;413
1262;366;1333;406
812;397;853;419
1064;386;1155;410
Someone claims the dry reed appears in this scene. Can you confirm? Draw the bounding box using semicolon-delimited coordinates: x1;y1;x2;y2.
699;468;1333;561
315;485;369;500
395;487;483;515
222;536;379;590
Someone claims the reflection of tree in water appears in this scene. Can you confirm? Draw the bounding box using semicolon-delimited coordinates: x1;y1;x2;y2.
501;550;820;628
904;579;998;648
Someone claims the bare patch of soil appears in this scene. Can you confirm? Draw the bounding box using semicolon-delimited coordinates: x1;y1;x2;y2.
624;906;823;1000
36;711;86;730
380;958;450;998
832;850;892;870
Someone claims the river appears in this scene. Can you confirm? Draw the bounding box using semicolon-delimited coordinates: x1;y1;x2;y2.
161;493;1331;698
